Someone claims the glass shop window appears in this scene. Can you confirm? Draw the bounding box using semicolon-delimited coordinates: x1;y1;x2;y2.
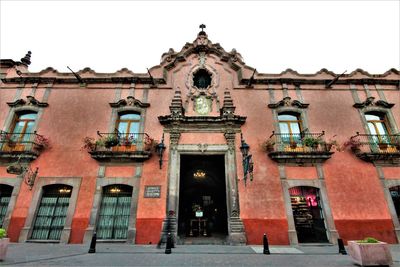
0;184;13;227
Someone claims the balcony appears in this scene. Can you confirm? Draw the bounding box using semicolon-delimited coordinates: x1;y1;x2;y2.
0;131;48;162
265;131;334;164
87;132;154;162
349;133;400;164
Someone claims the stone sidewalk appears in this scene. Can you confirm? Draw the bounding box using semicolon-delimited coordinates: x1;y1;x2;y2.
1;243;400;266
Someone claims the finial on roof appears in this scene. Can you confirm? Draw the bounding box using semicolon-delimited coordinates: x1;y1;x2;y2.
199;24;206;34
20;51;32;66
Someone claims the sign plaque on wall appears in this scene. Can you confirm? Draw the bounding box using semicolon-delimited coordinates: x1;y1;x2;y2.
144;186;161;198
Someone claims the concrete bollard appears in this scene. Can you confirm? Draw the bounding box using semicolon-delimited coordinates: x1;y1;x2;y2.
165;232;172;254
263;233;270;254
338;238;347;255
88;231;97;254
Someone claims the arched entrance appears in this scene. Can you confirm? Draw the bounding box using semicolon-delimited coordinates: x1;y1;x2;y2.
289;186;328;243
0;184;13;227
178;155;228;243
389;186;400;223
96;184;133;240
31;184;72;241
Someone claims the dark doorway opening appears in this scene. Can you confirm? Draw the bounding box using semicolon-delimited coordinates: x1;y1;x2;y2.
178;155;228;241
289;186;328;243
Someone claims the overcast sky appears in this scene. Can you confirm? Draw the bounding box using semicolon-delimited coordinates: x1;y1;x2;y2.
0;0;399;74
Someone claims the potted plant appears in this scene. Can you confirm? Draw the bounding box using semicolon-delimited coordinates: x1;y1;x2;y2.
261;139;275;152
302;136;321;149
144;136;157;151
289;141;297;149
35;135;50;150
322;135;341;152
82;137;96;151
348;237;393;266
0;228;9;261
378;142;388;150
104;135;119;148
342;137;362;153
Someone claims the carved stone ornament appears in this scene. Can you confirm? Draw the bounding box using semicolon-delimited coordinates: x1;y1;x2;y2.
268;96;309;109
109;96;150;108
194;95;212;115
353;96;395;109
7;96;48;108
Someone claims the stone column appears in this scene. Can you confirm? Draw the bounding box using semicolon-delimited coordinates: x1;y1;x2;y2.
224;130;247;245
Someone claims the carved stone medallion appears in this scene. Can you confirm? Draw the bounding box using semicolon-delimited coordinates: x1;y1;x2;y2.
194;95;212;115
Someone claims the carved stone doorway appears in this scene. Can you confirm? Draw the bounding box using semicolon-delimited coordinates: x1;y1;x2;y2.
178;155;228;243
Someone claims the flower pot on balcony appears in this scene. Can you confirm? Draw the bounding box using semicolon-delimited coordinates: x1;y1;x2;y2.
290;142;297;149
378;143;388;150
324;143;333;151
0;237;9;261
348;240;393;266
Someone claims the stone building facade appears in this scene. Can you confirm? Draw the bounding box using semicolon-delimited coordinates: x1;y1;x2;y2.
0;29;399;245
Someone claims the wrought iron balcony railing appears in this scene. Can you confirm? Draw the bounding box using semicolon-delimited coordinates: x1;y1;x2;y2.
349;133;400;155
267;131;331;153
88;132;154;162
265;131;334;164
0;130;48;161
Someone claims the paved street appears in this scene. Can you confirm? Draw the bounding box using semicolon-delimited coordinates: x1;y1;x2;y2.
1;243;400;266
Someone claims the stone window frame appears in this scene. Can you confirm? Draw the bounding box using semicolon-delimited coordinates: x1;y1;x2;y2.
358;106;399;137
281;179;338;245
18;177;82;243
108;106;147;148
272;107;310;135
382;179;400;243
83;176;141;244
2;106;43;133
0;177;23;231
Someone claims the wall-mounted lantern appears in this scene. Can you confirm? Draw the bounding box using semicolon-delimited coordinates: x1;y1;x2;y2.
240;133;253;186
156;133;166;169
6;156;38;190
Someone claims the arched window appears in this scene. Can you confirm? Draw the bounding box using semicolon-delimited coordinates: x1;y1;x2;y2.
115;112;141;145
365;112;391;144
11;112;37;142
278;113;302;144
31;184;72;240
365;112;390;136
96;184;133;240
0;184;13;227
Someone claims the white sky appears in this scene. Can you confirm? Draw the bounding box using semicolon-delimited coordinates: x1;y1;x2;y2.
1;0;399;74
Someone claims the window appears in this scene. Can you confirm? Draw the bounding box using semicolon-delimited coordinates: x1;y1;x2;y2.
278;113;302;143
365;112;391;144
0;184;13;227
96;185;132;240
31;184;72;240
11;112;37;142
117;113;140;140
193;69;211;89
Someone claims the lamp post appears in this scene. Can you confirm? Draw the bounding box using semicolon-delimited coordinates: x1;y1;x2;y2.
240;133;253;185
156;133;166;169
6;156;38;190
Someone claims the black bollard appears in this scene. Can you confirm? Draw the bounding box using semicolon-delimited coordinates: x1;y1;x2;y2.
165;232;172;254
338;238;347;255
263;233;270;254
88;231;97;254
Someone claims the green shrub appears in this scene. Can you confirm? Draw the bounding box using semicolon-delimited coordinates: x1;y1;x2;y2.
0;228;6;238
357;237;379;243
